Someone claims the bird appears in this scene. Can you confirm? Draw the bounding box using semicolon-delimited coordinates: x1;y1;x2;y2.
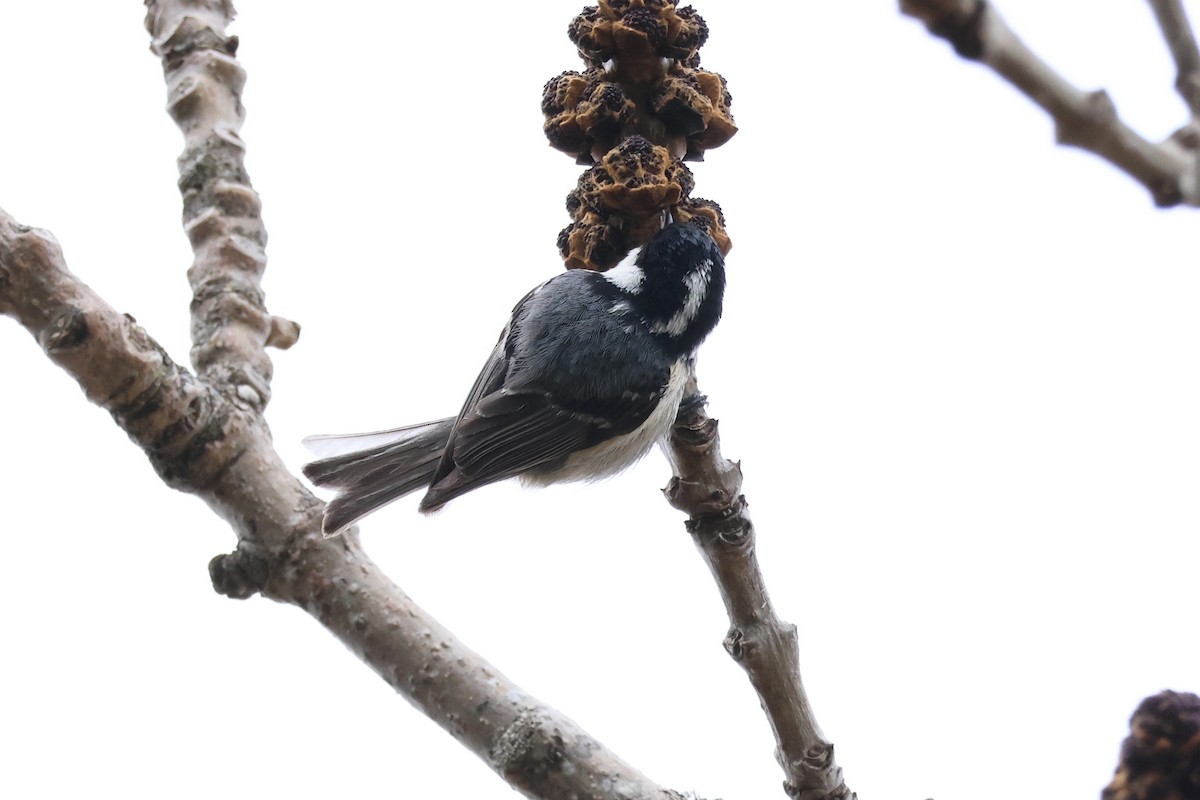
303;220;726;536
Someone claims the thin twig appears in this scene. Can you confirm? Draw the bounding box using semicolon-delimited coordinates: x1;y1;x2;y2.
900;0;1200;207
1147;0;1200;119
665;389;854;800
144;0;298;411
0;206;699;800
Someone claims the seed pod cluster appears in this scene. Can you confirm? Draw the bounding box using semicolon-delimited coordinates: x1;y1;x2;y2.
547;1;735;163
557;137;731;270
545;2;734;268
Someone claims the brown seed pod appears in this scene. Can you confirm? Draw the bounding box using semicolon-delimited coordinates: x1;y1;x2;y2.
542;69;636;162
651;70;713;138
544;112;590;161
576;76;636;153
618;6;667;49
599;0;673;18
569;2;713;86
609;7;668;83
675;197;730;254
558;218;628;271
541;70;589;115
554;4;733;262
669;5;709;60
542;71;591;159
685;68;736;158
586;136;691;216
568;6;614;66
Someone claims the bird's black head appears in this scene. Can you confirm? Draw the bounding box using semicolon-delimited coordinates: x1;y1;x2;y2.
603;222;725;356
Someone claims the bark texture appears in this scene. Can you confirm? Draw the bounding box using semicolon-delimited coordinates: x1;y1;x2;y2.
146;0;297;411
664;395;854;800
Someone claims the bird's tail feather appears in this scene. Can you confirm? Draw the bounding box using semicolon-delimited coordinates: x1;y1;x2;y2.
302;418;454;536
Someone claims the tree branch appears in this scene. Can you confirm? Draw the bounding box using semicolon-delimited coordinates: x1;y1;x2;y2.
0;206;696;800
144;0;298;411
665;392;854;800
1147;0;1200;120
900;0;1200;207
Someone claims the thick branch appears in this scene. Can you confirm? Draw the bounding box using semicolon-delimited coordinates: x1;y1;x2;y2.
1147;0;1200;119
144;0;297;411
0;207;694;800
664;393;854;800
901;0;1200;207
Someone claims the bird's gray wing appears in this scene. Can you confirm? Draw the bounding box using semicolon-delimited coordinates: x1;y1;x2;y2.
418;386;664;512
422;272;670;512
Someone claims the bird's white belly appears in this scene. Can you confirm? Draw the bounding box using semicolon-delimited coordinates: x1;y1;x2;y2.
520;359;690;485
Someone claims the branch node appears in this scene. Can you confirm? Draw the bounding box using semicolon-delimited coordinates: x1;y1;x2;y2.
210;178;261;217
183;207;223;245
235;383;263;407
266;315;301;350
39;306;90;353
663;406;743;516
686;495;751;550
723;628;746;661
1169;123;1200;151
783;743;856;800
928;0;987;60
209;541;270;600
1151;177;1184;208
1054;89;1116;147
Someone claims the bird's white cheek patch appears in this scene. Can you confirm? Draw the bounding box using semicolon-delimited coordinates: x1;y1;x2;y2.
651;259;711;337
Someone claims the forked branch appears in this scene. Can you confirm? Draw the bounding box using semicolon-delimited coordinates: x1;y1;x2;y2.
0;206;696;800
901;0;1200;207
1147;0;1200;120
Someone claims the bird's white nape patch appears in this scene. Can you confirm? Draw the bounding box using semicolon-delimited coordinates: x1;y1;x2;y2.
651;258;712;337
603;246;646;293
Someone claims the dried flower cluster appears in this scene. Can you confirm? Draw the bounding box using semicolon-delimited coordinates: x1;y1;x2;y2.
558;136;729;269
544;1;735;269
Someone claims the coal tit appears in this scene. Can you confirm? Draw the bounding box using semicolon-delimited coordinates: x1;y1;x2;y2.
303;221;725;536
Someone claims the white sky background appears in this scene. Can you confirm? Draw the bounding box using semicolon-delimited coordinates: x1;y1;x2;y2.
1;1;1197;798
